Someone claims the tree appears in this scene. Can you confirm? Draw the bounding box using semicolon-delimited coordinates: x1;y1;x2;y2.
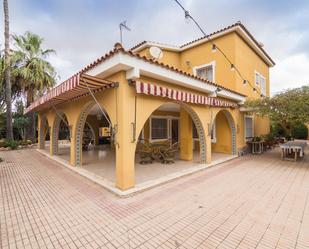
13;100;29;140
13;31;56;141
3;0;13;140
245;85;309;126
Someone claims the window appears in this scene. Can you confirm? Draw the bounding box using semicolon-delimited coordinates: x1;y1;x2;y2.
151;118;168;140
255;72;260;86
194;61;215;82
255;71;267;96
245;116;254;139
260;76;266;96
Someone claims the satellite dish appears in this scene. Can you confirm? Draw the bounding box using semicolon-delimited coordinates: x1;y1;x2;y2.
149;46;163;60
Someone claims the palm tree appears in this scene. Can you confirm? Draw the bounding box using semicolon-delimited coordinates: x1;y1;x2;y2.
13;31;56;141
3;0;13;140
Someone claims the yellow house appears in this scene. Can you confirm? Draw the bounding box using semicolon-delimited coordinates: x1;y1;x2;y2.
26;22;275;191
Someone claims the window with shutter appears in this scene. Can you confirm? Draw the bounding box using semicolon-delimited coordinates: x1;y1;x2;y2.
151;118;168;140
194;61;215;82
245;116;254;139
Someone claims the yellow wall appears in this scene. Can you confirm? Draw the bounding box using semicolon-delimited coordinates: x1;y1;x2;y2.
37;30;273;190
211;111;232;154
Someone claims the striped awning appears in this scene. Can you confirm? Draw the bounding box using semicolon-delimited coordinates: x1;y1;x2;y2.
25;74;117;113
135;81;238;108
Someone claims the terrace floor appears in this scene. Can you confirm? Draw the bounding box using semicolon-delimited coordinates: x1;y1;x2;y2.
1;147;309;248
43;143;232;186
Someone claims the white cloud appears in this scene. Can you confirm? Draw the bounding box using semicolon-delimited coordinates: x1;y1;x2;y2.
271;53;309;94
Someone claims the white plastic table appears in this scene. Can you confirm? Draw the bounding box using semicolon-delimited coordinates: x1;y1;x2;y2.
280;141;307;161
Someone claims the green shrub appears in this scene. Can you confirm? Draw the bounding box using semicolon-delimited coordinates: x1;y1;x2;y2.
0;139;5;148
270;123;286;137
4;140;19;150
265;133;275;142
291;123;308;139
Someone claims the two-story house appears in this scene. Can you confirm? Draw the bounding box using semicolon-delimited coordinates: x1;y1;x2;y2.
26;22;275;192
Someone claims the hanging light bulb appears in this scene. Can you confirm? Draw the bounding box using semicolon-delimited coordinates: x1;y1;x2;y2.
212;44;217;53
230;64;235;71
243;80;247;85
185;10;191;23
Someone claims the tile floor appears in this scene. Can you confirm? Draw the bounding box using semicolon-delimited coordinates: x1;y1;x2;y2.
1;148;309;248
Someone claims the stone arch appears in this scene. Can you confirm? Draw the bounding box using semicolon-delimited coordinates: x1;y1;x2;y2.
39;115;49;149
135;101;207;163
51;112;70;155
74;101;112;166
213;109;237;155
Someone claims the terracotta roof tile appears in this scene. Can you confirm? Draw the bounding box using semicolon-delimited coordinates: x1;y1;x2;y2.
45;42;245;103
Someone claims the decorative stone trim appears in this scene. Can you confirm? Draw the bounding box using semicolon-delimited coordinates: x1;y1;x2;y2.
179;103;207;163
74;102;96;166
39;116;47;149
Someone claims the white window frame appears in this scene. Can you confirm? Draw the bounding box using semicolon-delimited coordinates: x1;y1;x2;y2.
149;115;179;142
260;75;266;96
254;71;260;87
254;70;267;94
244;115;254;141
193;61;216;82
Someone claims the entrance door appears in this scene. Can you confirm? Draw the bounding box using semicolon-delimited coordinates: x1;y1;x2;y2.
171;119;179;144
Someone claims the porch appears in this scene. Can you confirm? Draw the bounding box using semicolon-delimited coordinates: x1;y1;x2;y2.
42;142;235;194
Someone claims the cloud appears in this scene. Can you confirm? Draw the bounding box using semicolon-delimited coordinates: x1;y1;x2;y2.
271;53;309;94
1;0;308;94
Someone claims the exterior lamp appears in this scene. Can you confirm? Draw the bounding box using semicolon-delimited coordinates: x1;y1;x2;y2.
243;80;247;85
185;10;191;23
253;88;256;92
230;64;235;71
212;44;217;53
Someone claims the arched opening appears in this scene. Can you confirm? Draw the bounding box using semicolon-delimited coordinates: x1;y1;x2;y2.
74;102;116;181
134;102;206;184
39;115;50;150
211;109;237;160
52;113;71;162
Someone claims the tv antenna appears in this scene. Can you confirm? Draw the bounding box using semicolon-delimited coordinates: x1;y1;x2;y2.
119;21;131;45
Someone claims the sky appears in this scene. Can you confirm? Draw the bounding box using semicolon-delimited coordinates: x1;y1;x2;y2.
1;0;309;95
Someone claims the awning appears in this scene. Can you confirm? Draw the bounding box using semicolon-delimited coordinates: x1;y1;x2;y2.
134;81;238;108
25;74;117;113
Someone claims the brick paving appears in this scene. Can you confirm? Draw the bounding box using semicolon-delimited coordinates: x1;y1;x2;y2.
1;149;309;249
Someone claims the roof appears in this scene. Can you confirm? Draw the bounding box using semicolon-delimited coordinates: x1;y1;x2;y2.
27;42;247;113
70;43;246;97
130;22;275;67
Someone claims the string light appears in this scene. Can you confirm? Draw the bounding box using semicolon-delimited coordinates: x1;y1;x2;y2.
173;0;264;96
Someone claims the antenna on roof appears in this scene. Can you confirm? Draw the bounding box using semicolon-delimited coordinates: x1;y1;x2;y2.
119;21;131;45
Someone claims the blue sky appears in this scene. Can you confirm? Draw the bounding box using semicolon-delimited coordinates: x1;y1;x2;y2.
1;0;309;94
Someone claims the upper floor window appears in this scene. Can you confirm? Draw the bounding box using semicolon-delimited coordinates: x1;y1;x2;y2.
194;61;216;82
255;71;267;96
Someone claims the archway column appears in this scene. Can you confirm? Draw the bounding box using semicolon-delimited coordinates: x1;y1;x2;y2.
115;74;136;190
49;114;57;155
38;113;46;149
179;108;193;161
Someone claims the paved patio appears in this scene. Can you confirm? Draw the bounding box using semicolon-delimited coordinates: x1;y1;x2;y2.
1;148;309;249
43;143;232;185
